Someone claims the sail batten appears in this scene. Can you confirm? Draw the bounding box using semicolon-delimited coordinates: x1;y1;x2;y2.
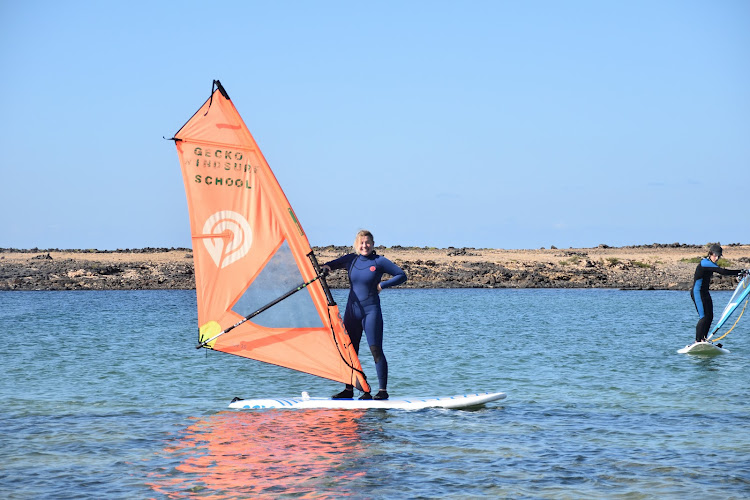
173;81;369;393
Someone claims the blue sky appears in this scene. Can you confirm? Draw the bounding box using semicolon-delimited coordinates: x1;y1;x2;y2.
1;1;748;250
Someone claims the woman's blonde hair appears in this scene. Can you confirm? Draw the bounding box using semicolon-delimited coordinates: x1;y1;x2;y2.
353;230;374;252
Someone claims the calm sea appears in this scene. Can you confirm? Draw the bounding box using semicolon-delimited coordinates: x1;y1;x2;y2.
1;288;748;499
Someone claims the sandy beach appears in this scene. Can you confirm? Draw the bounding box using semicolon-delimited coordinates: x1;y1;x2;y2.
2;244;749;291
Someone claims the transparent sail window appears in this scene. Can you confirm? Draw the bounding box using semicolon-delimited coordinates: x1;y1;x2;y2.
232;241;323;328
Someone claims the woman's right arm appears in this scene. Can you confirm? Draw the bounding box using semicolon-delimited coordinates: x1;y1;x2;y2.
323;253;353;272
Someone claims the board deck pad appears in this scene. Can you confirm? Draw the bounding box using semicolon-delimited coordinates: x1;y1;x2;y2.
677;341;729;355
228;391;507;410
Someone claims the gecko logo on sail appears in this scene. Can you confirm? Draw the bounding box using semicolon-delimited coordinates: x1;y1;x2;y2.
202;211;252;268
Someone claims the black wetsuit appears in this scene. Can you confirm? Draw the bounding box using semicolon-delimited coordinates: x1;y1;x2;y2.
324;252;406;391
691;258;741;342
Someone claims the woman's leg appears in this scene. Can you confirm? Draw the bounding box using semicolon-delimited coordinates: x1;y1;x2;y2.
695;292;713;342
362;305;387;390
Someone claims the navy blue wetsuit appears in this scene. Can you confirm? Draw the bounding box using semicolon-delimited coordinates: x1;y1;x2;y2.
691;258;740;342
325;252;406;391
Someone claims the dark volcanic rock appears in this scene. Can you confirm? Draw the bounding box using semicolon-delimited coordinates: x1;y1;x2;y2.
0;254;194;291
1;245;746;291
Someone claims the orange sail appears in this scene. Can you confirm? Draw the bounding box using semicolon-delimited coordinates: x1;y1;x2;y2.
172;80;369;393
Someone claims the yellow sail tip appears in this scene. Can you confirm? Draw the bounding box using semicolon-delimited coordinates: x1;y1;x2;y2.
199;321;222;349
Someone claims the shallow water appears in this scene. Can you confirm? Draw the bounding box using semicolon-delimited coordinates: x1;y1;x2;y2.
1;289;748;498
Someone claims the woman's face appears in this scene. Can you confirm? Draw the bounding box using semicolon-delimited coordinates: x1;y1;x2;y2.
357;236;374;256
710;253;720;263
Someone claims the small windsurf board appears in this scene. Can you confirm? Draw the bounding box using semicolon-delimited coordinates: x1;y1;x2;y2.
677;341;729;355
228;391;506;410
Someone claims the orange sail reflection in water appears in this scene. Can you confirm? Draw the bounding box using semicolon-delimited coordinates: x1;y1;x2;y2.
148;410;367;498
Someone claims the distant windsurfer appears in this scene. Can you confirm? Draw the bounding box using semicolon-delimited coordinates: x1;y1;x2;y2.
690;244;743;343
322;230;407;400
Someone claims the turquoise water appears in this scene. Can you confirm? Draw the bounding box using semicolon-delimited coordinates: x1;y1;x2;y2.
1;288;749;499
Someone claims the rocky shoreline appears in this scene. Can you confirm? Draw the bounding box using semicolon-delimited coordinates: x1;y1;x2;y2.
2;244;749;292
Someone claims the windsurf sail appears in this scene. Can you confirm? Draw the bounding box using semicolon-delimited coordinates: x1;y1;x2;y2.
171;80;369;392
707;273;750;342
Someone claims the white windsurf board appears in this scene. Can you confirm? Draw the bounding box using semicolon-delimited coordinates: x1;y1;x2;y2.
228;391;506;410
677;341;729;355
